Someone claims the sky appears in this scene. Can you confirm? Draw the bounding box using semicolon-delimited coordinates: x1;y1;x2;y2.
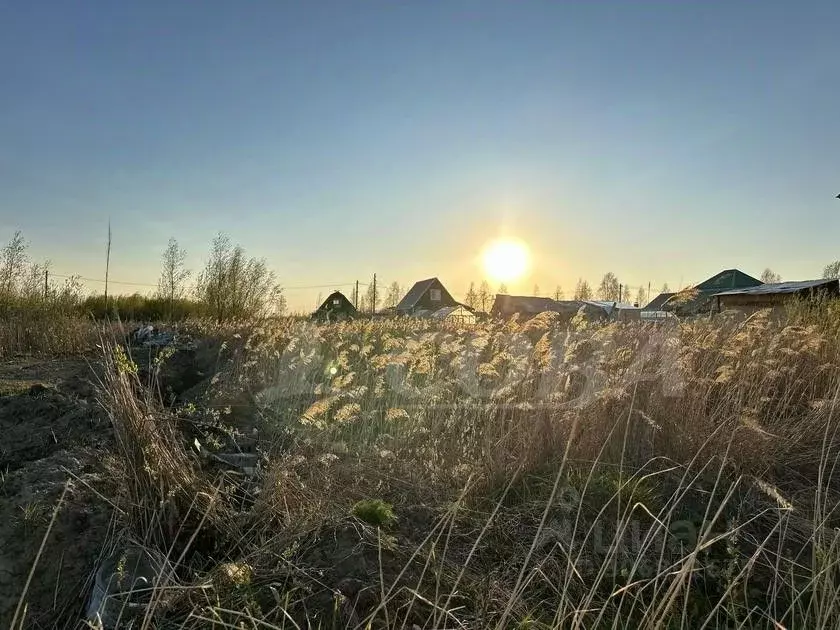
1;1;839;311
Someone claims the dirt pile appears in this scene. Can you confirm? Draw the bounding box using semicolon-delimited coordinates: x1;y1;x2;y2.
0;387;108;472
0;365;113;628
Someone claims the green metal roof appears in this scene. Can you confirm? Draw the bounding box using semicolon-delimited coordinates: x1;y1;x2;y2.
695;269;762;294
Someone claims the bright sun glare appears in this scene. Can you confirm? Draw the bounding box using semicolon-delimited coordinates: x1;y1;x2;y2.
482;239;530;283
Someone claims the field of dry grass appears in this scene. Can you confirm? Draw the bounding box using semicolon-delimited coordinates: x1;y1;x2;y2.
5;305;840;628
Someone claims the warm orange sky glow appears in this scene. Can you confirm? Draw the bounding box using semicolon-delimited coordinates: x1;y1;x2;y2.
482;239;530;284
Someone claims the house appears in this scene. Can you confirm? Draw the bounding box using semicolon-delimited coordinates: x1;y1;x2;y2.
312;291;358;322
663;269;762;316
714;279;840;314
396;277;458;315
490;295;611;322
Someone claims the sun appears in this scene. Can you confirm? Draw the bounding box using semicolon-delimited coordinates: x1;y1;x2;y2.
482;238;530;283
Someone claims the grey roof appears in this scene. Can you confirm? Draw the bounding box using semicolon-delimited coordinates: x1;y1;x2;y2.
642;292;675;311
396;278;438;311
492;295;558;315
430;306;458;319
491;295;613;317
430;305;474;319
715;279;839;297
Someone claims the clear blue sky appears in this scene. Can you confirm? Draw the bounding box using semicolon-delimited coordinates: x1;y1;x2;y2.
1;1;838;310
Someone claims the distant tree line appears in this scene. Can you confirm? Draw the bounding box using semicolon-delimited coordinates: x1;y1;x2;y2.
0;231;286;323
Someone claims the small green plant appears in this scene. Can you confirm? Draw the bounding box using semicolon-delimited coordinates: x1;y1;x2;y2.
114;345;138;376
17;500;47;533
351;499;396;527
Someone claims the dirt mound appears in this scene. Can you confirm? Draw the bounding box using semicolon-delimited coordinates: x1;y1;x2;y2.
0;362;113;628
0;449;112;628
0;388;109;472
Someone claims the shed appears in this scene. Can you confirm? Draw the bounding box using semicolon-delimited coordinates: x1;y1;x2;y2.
312;291;358;322
714;279;840;313
396;277;458;314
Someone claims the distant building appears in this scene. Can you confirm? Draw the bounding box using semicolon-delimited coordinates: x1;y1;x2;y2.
490;295;559;318
663;269;762;316
396;277;458;315
312;290;357;322
714;279;840;314
490;295;611;322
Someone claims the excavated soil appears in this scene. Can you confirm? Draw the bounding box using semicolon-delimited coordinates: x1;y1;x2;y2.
0;357;112;628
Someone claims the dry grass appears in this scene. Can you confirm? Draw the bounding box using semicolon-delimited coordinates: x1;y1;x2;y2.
0;314;100;358
44;305;840;628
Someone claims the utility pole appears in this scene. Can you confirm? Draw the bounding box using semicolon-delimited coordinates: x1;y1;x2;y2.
618;283;622;303
104;219;111;309
44;269;49;300
648;281;651;304
354;280;359;309
372;273;377;314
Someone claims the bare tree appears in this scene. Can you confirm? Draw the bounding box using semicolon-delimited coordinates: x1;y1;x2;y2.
384;281;402;309
597;272;620;301
55;274;84;312
464;282;478;309
157;238;191;317
824;262;840;280
21;259;48;302
574;279;592;300
635;286;647;307
498;282;508;295
661;282;671;293
478;280;491;312
760;268;781;284
364;275;380;313
195;233;284;322
533;284;540;297
0;231;29;296
553;285;564;300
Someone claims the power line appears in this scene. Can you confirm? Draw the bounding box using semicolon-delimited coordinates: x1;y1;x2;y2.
281;282;370;290
50;273;156;287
